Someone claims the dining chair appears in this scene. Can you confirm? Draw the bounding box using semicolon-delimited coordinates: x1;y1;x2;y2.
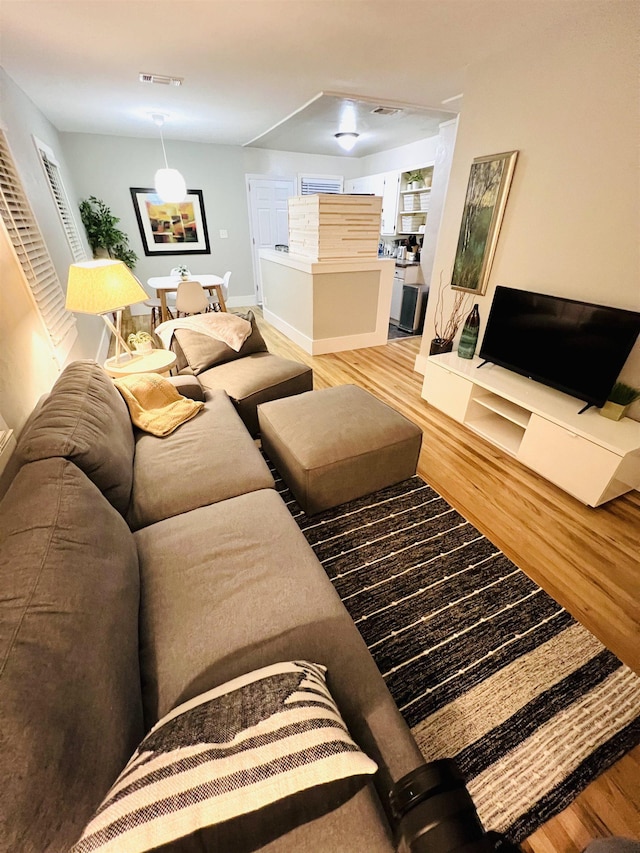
145;296;175;329
208;271;231;312
175;280;209;316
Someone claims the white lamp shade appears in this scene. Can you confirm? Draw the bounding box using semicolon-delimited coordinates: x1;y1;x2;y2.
154;168;187;203
66;260;148;314
335;132;359;152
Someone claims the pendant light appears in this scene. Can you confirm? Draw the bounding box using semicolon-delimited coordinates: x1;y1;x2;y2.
151;113;187;203
334;131;359;153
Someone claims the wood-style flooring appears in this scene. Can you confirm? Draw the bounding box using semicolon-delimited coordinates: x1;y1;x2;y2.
247;309;640;853
129;306;639;850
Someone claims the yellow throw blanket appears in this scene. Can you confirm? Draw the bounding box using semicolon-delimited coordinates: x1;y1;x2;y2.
114;374;204;437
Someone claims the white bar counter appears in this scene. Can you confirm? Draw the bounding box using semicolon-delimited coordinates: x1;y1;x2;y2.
259;249;394;355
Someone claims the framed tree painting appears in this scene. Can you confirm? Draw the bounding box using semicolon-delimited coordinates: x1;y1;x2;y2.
130;188;211;256
451;150;518;295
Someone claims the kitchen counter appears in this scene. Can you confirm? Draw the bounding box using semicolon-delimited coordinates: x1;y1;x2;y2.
259;249;394;355
394;259;421;268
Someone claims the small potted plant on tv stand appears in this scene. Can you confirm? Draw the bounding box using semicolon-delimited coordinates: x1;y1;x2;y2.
600;382;640;421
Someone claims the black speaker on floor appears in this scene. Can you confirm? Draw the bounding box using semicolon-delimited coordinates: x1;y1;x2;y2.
389;760;521;853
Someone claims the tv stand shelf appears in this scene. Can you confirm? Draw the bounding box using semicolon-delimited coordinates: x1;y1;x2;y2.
422;353;640;506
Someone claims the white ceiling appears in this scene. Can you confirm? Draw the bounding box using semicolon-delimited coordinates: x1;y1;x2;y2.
0;0;586;157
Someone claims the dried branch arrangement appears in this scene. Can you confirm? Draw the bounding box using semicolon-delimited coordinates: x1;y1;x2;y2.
433;272;472;342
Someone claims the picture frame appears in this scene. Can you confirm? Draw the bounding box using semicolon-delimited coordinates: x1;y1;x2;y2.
130;188;211;256
451;150;518;295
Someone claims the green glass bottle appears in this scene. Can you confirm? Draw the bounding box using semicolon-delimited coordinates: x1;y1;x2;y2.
458;304;480;359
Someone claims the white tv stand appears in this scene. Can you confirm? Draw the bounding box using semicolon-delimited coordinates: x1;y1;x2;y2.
422;353;640;506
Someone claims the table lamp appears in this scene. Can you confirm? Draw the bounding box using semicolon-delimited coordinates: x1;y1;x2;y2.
66;259;149;365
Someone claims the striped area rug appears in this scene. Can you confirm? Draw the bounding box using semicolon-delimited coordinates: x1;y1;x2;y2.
271;467;640;842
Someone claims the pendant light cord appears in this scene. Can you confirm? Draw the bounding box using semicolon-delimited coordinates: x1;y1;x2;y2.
159;125;169;169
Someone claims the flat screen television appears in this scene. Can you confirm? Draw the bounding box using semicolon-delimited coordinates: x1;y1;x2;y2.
478;286;640;409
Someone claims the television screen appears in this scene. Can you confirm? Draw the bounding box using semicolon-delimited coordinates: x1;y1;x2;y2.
478;287;640;408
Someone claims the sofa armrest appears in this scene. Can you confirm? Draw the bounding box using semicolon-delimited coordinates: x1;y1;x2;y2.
167;375;205;402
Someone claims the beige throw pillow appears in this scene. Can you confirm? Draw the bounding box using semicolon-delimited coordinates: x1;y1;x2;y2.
174;310;268;375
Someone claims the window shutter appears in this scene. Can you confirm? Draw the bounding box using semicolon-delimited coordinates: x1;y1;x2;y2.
36;141;87;263
0;130;76;363
299;174;344;195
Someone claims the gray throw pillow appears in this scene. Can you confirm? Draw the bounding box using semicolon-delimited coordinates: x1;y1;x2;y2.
173;310;268;375
70;660;377;853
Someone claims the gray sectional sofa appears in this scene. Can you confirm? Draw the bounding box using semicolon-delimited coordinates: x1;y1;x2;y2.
0;360;424;852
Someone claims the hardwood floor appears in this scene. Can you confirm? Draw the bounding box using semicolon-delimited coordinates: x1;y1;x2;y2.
249;308;640;852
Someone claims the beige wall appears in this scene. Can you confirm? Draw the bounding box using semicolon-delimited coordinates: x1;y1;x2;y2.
0;70;104;432
0;227;61;431
418;3;640;413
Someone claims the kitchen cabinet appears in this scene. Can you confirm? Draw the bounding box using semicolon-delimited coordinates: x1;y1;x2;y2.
345;171;400;236
381;171;400;235
422;353;640;506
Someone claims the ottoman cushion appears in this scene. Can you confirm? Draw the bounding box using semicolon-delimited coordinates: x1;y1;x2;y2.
258;385;422;515
199;352;313;437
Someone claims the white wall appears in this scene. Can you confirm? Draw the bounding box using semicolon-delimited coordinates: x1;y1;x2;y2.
60;133;256;301
242;147;361;184
417;3;640;416
0;69;103;431
358;135;441;176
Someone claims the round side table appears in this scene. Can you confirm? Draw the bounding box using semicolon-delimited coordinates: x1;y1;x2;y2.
103;349;177;379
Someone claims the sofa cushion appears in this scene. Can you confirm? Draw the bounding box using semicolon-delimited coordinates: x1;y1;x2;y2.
127;389;274;530
15;359;135;515
0;457;144;853
173;310;268;374
71;661;377;853
198;352;313;436
135;489;423;787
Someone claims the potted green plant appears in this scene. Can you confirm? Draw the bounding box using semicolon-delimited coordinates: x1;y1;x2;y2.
600;382;640;421
127;330;154;354
174;265;190;280
79;196;138;269
406;170;423;190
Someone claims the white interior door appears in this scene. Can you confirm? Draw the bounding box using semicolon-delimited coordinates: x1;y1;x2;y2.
247;177;296;303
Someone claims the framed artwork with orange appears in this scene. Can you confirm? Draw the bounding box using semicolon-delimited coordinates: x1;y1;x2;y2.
130;188;211;256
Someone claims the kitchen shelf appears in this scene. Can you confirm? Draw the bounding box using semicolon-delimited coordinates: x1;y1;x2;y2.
400;188;432;194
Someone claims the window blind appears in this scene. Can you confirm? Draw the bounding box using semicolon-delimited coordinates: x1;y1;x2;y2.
299;174;344;195
0;130;76;362
36;141;87;263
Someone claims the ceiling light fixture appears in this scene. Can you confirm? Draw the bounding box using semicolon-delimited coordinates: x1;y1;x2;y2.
334;132;359;153
150;113;187;203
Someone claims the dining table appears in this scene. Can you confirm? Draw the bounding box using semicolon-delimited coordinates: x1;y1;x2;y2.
148;275;227;323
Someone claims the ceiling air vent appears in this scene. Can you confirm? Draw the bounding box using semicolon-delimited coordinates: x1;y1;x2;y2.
139;73;183;87
371;106;402;116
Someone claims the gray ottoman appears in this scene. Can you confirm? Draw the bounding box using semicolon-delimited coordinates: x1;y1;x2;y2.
258;384;422;515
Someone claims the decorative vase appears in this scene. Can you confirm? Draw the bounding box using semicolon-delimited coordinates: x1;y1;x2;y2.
599;401;628;421
429;337;453;356
180;273;189;281
134;341;153;354
458;304;480;359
